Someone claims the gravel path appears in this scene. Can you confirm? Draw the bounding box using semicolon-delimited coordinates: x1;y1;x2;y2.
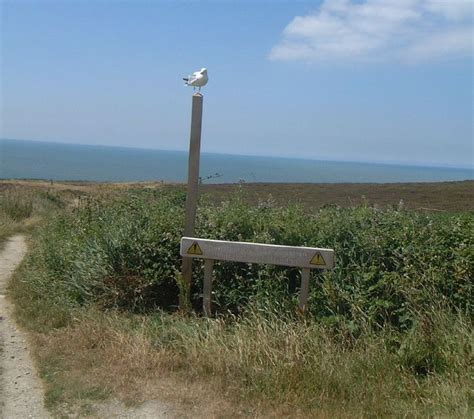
0;234;50;418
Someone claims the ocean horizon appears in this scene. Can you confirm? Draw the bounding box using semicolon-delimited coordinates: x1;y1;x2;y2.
1;139;473;184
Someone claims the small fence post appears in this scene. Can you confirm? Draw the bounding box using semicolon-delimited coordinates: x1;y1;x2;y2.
299;268;310;312
203;259;214;317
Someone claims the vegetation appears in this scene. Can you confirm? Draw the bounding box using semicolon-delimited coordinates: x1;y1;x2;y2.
7;184;473;417
200;180;474;212
0;185;66;245
16;188;473;318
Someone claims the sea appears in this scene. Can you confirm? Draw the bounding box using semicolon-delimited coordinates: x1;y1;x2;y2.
1;139;472;184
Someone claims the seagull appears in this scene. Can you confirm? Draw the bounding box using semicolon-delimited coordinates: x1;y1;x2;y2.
183;68;208;91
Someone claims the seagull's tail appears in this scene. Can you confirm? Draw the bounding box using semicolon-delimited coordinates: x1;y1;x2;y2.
183;77;189;86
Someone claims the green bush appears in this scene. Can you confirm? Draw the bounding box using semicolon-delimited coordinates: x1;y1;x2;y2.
25;189;473;326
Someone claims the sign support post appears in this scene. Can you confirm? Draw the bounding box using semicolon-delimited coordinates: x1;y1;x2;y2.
299;268;311;312
180;93;203;310
203;259;214;316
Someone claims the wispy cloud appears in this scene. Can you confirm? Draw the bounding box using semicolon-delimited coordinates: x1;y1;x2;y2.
269;0;474;62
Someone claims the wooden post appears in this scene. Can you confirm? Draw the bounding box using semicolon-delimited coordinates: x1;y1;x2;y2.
180;93;204;310
299;268;310;312
203;259;214;316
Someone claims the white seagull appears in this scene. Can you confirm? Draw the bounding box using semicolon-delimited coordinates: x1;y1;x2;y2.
183;68;208;91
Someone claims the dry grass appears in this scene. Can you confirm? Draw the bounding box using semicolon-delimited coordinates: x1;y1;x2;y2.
0;188;34;246
21;307;472;418
32;313;265;418
0;214;19;245
0;179;168;195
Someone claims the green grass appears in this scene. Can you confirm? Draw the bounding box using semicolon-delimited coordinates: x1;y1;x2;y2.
7;185;474;416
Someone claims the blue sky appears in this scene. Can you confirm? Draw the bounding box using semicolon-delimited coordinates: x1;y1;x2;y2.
1;0;473;168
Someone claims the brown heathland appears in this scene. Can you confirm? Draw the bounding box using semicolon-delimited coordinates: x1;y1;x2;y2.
2;179;472;212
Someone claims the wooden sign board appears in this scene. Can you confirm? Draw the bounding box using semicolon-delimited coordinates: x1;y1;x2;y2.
180;237;335;270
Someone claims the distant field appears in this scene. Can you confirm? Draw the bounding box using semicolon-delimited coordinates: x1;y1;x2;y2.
200;181;474;212
2;179;473;212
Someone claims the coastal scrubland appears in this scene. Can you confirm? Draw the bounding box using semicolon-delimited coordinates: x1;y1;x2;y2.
1;180;473;417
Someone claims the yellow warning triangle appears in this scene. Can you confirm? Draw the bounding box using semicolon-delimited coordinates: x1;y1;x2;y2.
310;252;326;266
187;242;203;255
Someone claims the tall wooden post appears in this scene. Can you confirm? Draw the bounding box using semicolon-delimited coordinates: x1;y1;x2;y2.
180;93;203;310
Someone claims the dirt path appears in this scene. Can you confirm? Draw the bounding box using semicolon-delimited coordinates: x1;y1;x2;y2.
0;234;50;418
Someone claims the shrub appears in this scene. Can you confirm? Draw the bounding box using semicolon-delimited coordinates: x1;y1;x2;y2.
24;189;473;326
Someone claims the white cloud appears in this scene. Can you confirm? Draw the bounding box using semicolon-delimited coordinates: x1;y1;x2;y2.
269;0;474;62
